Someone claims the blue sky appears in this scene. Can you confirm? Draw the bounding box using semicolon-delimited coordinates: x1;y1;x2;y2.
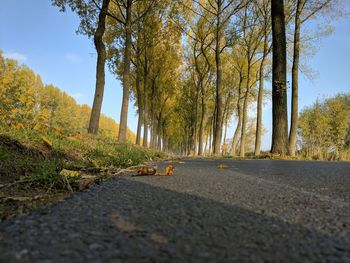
0;0;349;150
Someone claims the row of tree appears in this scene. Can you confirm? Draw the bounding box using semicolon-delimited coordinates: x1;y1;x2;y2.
0;51;135;140
49;0;344;156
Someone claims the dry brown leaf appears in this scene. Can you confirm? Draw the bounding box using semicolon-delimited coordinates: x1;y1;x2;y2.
165;165;175;175
136;166;157;176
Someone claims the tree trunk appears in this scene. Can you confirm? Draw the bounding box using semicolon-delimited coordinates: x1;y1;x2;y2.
198;82;206;155
88;0;110;134
204;134;208;154
157;112;162;150
157;124;162;150
254;30;269;156
136;111;142;145
213;2;223;155
135;52;142;145
118;0;132;142
208;119;212;154
271;0;289;155
240;86;249;157
193;86;199;154
222;93;231;145
232;110;242;156
150;79;156;148
240;54;252;158
223;116;228;145
232;77;243;156
289;0;302;157
143;53;148;148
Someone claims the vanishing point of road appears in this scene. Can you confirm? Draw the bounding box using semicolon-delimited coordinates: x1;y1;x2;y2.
1;159;350;262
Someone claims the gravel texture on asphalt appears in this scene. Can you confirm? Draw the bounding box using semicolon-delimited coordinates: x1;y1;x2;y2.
0;159;349;262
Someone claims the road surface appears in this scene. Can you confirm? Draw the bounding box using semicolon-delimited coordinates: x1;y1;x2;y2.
1;158;350;262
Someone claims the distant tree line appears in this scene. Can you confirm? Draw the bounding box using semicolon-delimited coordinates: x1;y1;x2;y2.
298;93;350;160
0;51;135;140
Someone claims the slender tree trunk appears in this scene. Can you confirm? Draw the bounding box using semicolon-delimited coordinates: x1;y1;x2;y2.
240;86;249;157
232;104;242;156
118;0;132;142
142;54;148;148
213;2;223;154
240;54;252;158
157;115;162;151
135;53;142;145
136;112;142;145
194;87;199;155
289;0;302;157
232;77;243;156
198;82;206;155
222;93;230;145
204;134;208;154
271;0;289;155
254;31;269;156
150;79;156;148
88;0;110;134
208;119;213;154
223;116;228;145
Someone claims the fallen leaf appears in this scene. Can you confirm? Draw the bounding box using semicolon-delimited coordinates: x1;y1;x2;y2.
135;166;157;176
217;164;228;169
165;165;175;175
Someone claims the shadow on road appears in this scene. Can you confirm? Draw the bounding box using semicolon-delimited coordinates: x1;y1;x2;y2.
0;177;349;262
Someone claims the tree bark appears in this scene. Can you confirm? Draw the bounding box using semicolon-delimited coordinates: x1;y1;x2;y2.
232;76;243;156
222;92;231;145
198;81;207;155
157;113;162;150
240;84;249;157
88;0;110;134
142;51;149;148
135;52;142;145
118;0;132;142
254;29;269;156
271;0;289;155
208;119;213;154
213;1;223;155
289;0;303;157
232;109;242;156
136;111;142;145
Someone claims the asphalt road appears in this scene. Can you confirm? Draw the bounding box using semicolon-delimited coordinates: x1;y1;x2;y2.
1;159;350;262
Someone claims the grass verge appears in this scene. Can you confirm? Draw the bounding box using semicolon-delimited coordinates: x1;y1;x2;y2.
0;124;166;221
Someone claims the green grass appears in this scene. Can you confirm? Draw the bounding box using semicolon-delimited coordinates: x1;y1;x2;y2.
0;123;166;191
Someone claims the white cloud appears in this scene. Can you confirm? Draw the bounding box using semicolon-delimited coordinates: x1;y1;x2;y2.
3;52;28;63
64;53;82;64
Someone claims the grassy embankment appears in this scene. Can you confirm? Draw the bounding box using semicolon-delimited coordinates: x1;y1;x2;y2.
0;124;166;220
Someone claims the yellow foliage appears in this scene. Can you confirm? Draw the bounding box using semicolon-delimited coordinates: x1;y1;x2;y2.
0;51;136;140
